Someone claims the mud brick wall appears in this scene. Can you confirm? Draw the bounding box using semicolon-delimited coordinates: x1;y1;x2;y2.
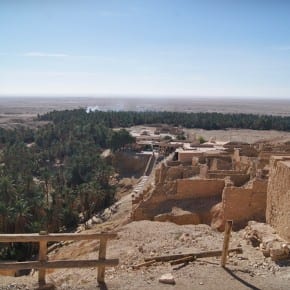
132;179;225;221
208;172;250;187
178;151;203;164
176;179;225;198
222;180;267;228
267;156;290;242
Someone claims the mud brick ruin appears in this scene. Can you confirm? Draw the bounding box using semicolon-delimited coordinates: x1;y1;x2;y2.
131;139;290;245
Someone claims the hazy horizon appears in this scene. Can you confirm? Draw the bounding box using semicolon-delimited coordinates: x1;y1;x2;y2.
0;95;290;100
0;95;290;117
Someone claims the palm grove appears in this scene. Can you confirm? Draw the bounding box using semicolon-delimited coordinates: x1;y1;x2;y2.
0;111;135;237
0;108;289;260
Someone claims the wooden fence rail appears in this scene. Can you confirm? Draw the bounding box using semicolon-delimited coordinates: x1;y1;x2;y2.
0;232;119;289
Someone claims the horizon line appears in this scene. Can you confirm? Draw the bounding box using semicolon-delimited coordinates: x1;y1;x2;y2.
0;94;289;100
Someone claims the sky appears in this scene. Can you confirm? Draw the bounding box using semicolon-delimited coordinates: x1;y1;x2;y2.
1;0;290;98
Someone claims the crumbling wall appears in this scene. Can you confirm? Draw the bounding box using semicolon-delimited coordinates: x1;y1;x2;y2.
211;179;268;231
132;179;225;222
132;144;271;228
176;179;225;198
258;151;289;170
182;166;200;178
223;179;267;228
266;156;290;242
239;156;252;171
216;158;232;170
156;163;200;184
178;151;203;164
207;156;232;171
164;166;183;181
208;171;250;187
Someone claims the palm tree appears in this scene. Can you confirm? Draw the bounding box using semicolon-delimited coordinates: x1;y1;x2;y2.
10;197;32;233
0;201;9;232
0;176;16;233
0;176;16;204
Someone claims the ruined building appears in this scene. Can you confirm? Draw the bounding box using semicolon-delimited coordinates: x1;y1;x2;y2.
131;140;290;241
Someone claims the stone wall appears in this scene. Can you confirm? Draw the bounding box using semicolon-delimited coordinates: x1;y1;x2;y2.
155;163;200;184
208;171;250;187
210;158;232;170
258;151;290;170
132;178;225;222
176;179;225;198
131;146;274;229
266;156;290;242
183;166;200;178
222;179;267;229
178;151;203;164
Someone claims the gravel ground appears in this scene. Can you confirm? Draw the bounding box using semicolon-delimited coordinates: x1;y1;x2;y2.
2;221;289;290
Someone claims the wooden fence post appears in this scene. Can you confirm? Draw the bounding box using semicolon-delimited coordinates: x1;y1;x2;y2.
38;231;48;287
0;232;118;286
221;220;233;267
97;237;107;284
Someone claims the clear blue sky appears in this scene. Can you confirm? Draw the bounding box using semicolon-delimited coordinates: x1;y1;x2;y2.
1;0;290;98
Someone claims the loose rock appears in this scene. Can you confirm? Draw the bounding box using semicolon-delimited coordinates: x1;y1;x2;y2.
159;273;176;285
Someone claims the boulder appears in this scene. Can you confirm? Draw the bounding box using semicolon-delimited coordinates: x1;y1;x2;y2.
210;202;225;232
270;242;290;261
154;207;200;225
85;219;93;229
159;273;176;285
92;216;103;224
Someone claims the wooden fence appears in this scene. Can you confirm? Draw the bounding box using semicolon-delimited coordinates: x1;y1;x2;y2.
0;232;119;288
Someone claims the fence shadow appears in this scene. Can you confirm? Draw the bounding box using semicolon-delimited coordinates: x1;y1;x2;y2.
97;282;108;290
223;267;261;290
